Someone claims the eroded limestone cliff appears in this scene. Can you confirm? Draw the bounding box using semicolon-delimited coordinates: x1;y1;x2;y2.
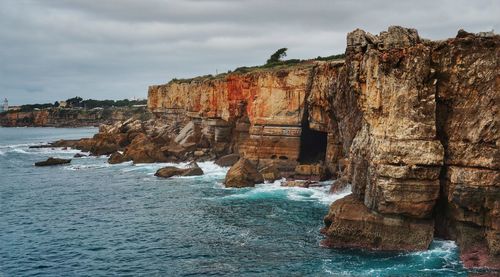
148;60;345;176
321;27;499;269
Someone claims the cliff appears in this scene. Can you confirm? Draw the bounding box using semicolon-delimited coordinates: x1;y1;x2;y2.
321;27;499;269
148;60;344;175
59;26;498;271
0;107;150;127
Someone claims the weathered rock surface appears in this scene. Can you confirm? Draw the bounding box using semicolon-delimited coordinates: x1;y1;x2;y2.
155;162;204;178
215;154;240;167
320;26;500;269
35;157;71;166
322;195;434;251
0;106;149;127
224;158;264;188
432;29;500;268
259;164;282;182
280;179;317;188
294;164;329;181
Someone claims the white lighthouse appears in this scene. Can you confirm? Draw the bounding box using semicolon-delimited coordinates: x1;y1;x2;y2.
2;98;8;112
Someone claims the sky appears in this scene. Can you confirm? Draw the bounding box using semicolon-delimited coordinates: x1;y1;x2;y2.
0;0;498;105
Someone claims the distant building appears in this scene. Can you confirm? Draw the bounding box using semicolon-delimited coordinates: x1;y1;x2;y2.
1;98;8;112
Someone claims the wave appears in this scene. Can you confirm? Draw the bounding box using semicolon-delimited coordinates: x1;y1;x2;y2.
11;148;29;154
220;180;351;205
64;163;112;171
321;239;462;276
0;143;40;149
123;161;228;178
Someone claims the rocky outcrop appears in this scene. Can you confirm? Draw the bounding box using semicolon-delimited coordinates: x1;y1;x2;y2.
224;158;264;188
321;26;499;270
35;157;71;166
0;106;149;127
322;195;434;250
215;154;240;167
432;29;500;268
155;162;204;178
148;60;345;174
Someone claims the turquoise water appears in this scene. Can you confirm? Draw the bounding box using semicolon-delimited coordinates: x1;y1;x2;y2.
0;128;467;276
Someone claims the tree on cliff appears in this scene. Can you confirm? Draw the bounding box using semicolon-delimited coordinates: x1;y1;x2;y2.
266;48;287;64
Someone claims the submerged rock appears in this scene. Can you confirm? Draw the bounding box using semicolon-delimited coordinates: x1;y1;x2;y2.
224;158;263;188
155;162;204;178
35;157;71;166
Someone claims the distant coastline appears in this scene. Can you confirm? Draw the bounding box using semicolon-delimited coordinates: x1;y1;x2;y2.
0;97;150;127
0;106;150;128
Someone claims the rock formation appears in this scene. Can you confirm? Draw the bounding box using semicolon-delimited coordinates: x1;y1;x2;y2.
224;158;264;188
52;26;498;271
155;162;204;178
321;26;499;269
35;157;71;166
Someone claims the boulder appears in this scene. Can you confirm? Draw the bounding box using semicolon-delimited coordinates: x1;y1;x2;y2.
155;167;186;178
122;133;167;163
174;121;201;145
155;162;204;178
294;164;328;181
182;162;204;176
35;157;71;166
259;164;281;182
108;152;129;164
181;142;197;152
280;180;315;188
329;178;351;194
322;195;434;251
164;143;187;159
73;153;87;158
224;158;263;188
215;154;240;167
194;150;205;157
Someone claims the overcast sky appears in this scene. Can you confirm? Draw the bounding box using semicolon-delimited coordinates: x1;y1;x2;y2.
0;0;498;105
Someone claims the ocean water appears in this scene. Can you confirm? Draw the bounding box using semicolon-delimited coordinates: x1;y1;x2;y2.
0;128;468;276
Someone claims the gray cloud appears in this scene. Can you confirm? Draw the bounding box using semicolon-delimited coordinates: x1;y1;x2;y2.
1;0;498;104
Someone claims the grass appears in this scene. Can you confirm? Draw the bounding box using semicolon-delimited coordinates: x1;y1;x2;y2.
169;53;345;84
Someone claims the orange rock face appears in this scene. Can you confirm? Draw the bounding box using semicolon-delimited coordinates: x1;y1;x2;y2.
148;61;342;172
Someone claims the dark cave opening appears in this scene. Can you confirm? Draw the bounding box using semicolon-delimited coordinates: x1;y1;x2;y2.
298;110;327;164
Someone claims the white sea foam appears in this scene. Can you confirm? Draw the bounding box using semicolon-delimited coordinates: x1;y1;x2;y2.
125;161;229;178
409;240;459;262
0;143;39;149
11;148;29;154
64;163;112;171
221;180;351;205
